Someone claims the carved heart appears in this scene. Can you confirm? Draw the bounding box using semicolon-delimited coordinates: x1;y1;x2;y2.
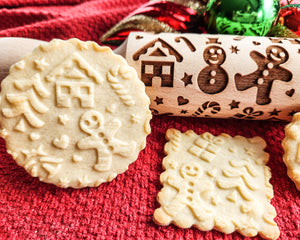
177;96;189;106
286;89;295;97
252;41;261;45
53;135;69;149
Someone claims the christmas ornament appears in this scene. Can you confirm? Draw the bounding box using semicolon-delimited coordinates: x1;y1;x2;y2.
278;0;300;36
207;0;280;36
101;0;300;46
101;0;208;45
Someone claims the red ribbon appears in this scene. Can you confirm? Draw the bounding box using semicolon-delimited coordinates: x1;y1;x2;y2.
101;0;205;44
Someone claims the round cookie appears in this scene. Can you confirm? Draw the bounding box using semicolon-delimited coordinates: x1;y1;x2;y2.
0;39;151;188
282;112;300;191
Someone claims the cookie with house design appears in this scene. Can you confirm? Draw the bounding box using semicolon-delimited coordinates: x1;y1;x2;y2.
154;129;279;239
0;39;151;188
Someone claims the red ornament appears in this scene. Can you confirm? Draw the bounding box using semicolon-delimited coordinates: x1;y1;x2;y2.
130;1;198;31
279;0;300;36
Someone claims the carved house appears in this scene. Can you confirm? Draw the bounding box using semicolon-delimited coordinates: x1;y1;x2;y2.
133;38;183;87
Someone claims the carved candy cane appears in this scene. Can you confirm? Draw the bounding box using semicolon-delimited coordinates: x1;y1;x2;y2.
1;33;300;121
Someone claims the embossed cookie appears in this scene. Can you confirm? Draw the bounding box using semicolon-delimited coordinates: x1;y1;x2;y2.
154;129;279;239
0;39;151;188
282;112;300;191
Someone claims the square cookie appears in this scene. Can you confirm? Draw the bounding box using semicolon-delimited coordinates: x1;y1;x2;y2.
154;129;279;239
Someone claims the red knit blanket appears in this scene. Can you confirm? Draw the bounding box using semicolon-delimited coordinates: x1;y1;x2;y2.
0;1;299;239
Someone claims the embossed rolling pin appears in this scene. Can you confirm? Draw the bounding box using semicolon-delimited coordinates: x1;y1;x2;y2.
1;33;300;121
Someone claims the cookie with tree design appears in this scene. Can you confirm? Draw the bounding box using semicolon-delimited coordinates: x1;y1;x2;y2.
0;39;151;188
154;129;279;239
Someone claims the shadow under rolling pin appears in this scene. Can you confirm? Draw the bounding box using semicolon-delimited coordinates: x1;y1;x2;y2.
1;32;300;121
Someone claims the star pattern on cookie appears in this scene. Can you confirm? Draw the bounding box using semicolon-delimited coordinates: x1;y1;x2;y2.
77;42;89;50
78;176;92;187
131;113;141;123
58;114;70;125
59;177;71;187
34;57;49;71
22;144;47;160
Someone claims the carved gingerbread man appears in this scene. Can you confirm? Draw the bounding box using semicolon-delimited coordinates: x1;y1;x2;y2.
235;45;292;105
77;110;135;172
160;161;214;222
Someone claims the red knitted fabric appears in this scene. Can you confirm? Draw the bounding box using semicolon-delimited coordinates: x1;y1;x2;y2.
0;1;299;239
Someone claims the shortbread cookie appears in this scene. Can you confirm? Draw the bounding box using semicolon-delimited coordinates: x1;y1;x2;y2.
154;129;279;239
0;39;151;188
282;112;300;191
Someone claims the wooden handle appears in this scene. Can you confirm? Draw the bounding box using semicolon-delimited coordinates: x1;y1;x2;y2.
125;32;300;121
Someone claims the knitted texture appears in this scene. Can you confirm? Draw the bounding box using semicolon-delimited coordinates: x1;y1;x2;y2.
0;1;299;239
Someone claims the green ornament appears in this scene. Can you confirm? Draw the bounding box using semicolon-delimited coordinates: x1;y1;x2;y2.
207;0;280;36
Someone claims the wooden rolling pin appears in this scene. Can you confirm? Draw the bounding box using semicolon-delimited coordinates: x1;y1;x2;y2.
1;33;300;121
